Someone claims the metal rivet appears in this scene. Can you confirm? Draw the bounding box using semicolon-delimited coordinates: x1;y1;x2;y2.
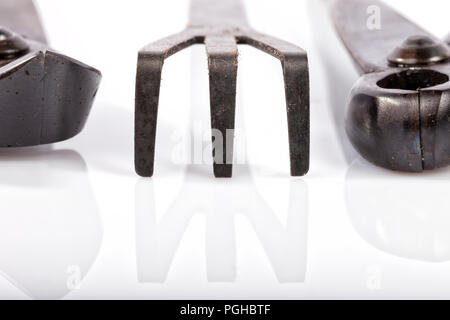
387;35;450;67
0;27;30;60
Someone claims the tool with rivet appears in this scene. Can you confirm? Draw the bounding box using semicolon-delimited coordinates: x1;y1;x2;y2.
0;0;101;148
332;0;450;172
135;0;310;178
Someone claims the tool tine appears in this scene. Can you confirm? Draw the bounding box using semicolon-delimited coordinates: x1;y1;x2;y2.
205;35;239;178
446;34;450;46
136;31;201;177
239;32;310;176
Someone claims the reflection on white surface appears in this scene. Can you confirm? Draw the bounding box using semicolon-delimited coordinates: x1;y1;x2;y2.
14;0;450;299
345;158;450;262
0;147;102;299
135;166;308;284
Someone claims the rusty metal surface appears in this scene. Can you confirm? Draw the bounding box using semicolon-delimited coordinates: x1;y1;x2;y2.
136;0;309;178
332;0;450;172
0;0;101;147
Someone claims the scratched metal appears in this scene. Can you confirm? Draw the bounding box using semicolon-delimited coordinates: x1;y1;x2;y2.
136;0;310;178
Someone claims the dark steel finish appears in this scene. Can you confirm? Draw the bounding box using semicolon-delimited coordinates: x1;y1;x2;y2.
0;28;29;60
388;35;450;67
333;0;450;172
0;0;101;147
136;0;309;178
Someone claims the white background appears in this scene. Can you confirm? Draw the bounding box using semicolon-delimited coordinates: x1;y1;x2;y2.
0;0;449;300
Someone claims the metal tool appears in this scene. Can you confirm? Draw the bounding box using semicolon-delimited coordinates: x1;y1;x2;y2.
332;0;450;172
0;0;101;148
135;0;310;178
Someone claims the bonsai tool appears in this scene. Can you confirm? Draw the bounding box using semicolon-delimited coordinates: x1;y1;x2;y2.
332;0;449;172
0;0;101;148
135;0;310;178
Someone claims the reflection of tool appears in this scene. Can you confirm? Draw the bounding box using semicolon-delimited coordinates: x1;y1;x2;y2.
332;0;449;172
0;149;102;299
346;159;450;262
0;0;101;147
136;166;308;283
135;0;310;178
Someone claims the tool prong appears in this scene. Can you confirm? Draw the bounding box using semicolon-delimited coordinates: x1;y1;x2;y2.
135;0;311;178
136;31;201;177
205;35;239;178
239;32;310;176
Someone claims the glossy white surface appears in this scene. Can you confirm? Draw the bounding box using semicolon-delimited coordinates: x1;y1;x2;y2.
0;0;448;300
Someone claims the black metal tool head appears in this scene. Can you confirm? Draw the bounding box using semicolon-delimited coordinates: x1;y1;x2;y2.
333;0;450;172
135;0;310;178
0;0;101;148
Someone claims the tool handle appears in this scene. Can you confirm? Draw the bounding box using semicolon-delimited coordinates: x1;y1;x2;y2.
189;0;249;28
0;0;47;44
332;0;433;73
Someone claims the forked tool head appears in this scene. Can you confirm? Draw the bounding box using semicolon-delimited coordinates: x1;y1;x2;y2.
135;0;310;178
0;0;101;148
333;0;450;172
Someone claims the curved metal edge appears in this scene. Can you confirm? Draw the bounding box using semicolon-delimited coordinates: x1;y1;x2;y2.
0;41;102;147
346;63;450;172
135;31;202;177
419;64;450;170
345;71;424;172
238;31;310;176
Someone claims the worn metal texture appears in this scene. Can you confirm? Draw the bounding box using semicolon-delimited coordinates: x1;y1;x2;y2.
136;0;310;178
333;0;450;172
0;0;101;147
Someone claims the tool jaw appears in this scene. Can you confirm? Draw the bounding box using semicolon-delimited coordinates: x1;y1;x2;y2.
0;40;102;147
346;66;450;172
419;64;450;170
332;0;450;172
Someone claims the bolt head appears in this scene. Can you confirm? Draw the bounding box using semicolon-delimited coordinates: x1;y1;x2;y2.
0;27;30;60
388;35;450;66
